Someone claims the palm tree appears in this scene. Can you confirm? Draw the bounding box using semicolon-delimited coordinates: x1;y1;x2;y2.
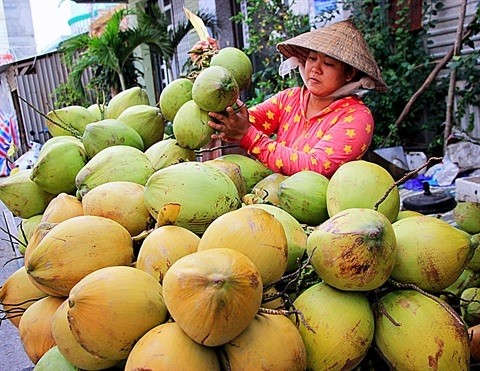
60;5;217;98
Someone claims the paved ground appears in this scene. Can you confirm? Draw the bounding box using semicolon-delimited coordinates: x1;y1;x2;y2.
0;203;35;371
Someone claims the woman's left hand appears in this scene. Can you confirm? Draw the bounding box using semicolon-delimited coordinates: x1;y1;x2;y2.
208;99;250;142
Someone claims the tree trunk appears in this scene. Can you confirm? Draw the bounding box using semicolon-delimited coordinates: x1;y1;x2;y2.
118;71;127;92
444;0;468;153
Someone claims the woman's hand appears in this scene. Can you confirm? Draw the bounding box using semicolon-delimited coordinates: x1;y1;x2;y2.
208;100;250;142
189;36;219;61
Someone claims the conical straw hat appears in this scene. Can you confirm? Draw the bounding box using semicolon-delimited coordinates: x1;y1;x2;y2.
277;19;387;92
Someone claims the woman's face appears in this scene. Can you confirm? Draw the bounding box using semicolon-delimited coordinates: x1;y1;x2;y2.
304;51;354;97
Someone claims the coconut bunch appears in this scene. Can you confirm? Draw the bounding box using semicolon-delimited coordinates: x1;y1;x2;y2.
0;74;477;369
159;46;253;151
2;139;478;369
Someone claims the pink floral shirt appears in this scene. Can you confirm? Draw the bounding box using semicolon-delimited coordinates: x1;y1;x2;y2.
239;86;374;177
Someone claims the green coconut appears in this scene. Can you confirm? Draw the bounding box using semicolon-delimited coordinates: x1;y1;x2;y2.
173;100;214;150
82;119;144;158
443;268;480;297
327;160;400;222
204;159;247;198
391;215;475;292
277;170;329;226
75;145;155;199
0;170;55;218
246;203;307;272
45;105;97;137
39;136;84;157
144;138;196;171
214;154;273;193
159;78;193;122
144;162;241;234
30;141;88;195
393;209;423;222
17;214;43;255
86;103;106;121
374;290;470;370
106;86;150;119
453;201;480;234
34;346;78;371
210;47;253;91
292;282;374;370
116;104;165;149
308;208;397;291
461;287;480;326
467;234;480;271
192;65;239;112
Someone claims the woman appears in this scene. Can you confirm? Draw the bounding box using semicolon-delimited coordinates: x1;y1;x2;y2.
192;19;387;177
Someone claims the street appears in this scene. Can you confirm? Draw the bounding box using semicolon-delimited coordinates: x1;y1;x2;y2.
0;202;35;371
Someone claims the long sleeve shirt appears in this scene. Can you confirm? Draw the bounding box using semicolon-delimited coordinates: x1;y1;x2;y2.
239;86;374;178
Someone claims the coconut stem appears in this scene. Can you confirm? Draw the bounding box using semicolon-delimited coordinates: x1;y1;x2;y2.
17;95;82;139
373;156;443;211
195;143;239;154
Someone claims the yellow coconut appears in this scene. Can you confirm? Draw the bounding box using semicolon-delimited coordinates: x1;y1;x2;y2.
23;222;59;268
19;296;64;364
26;215;133;297
162;248;263;347
197;207;288;285
125;322;220;371
51;300;120;370
292;282;374;370
246;203;307;272
391;215;475;292
374;290;470;370
40;193;83;223
0;266;48;327
67;266;168;361
219;313;307;371
82;181;151;236
307;208;397;291
136;225;200;283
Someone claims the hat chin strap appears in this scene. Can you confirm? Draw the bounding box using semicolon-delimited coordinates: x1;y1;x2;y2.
279;57;375;98
325;77;376;99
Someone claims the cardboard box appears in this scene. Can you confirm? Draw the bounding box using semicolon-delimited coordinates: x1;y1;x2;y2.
455;176;480;202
